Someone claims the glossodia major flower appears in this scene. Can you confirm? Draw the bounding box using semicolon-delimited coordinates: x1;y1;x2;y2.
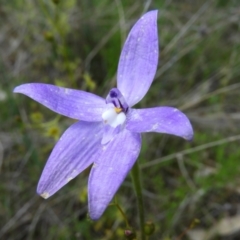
14;10;193;220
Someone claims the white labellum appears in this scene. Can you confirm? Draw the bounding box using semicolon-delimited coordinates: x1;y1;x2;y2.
102;108;126;128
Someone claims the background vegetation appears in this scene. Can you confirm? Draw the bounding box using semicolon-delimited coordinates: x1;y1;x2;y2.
1;0;240;239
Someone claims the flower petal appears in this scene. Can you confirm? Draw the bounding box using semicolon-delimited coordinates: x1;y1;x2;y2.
88;130;141;220
101;124;121;145
37;121;104;198
14;83;107;121
126;107;193;140
117;10;159;107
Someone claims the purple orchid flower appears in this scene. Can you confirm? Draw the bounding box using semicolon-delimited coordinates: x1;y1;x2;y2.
14;10;193;220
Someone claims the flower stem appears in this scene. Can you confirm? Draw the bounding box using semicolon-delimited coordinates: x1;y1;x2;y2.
113;196;130;228
131;161;145;240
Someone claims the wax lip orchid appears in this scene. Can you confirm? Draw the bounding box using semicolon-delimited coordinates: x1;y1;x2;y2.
14;10;193;220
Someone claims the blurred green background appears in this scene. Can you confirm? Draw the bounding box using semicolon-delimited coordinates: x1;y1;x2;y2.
1;0;240;239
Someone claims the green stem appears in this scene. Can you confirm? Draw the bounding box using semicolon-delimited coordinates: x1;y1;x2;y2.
116;204;130;228
131;161;145;240
113;196;130;228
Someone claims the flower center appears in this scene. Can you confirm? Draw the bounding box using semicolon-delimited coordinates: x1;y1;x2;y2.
101;88;128;128
102;108;126;127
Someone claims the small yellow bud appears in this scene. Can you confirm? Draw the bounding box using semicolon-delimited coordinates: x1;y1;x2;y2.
144;221;155;236
30;112;43;123
46;126;61;140
83;72;96;91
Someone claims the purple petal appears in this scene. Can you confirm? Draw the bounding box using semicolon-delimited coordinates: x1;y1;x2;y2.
88;130;141;220
117;10;159;107
37;121;104;198
14;83;107;121
126;107;193;140
101;124;121;145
